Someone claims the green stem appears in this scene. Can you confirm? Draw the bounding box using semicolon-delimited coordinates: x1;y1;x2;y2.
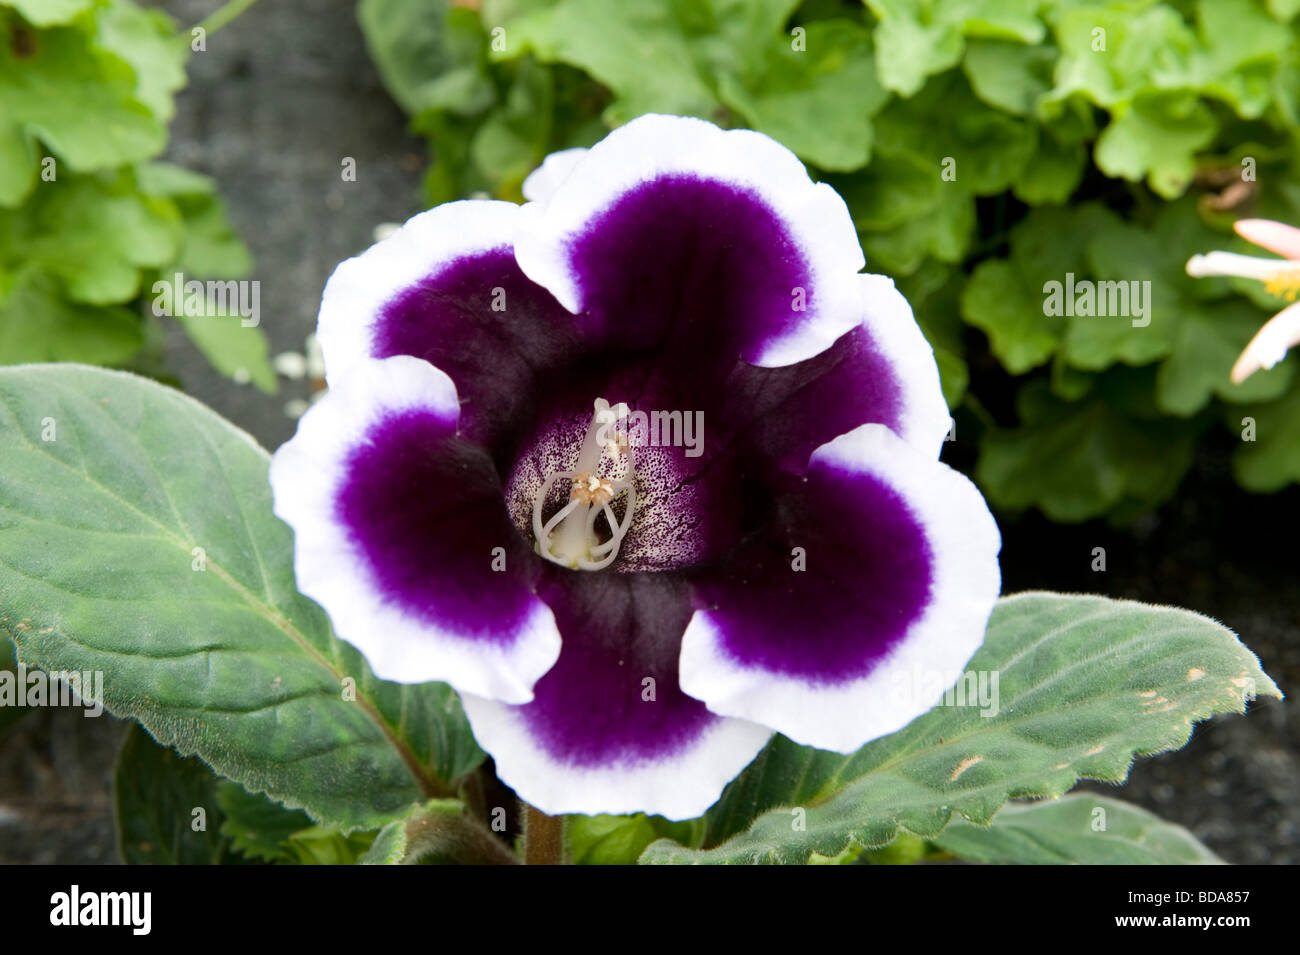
186;0;260;42
522;804;565;865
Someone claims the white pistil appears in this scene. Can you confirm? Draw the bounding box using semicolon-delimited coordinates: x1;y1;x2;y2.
533;399;636;571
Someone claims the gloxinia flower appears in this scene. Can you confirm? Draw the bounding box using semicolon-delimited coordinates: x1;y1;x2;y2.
269;115;1002;819
1186;218;1300;383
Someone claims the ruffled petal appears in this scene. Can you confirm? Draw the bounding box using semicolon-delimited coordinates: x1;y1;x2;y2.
269;356;561;703
461;571;771;819
315;199;581;448
680;423;1001;752
514;114;865;368
721;273;952;476
521;147;589;202
1235;217;1300;260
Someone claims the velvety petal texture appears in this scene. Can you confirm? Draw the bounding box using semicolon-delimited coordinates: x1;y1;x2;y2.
271;113;1003;821
269;356;561;703
461;573;771;819
680;424;1001;752
513;114;865;368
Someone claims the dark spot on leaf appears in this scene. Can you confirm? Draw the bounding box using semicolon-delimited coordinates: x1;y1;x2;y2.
11;25;36;59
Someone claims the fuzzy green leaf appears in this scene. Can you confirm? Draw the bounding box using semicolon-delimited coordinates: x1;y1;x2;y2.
642;592;1278;864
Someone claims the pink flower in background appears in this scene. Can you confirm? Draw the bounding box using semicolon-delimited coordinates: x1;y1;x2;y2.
1187;218;1300;383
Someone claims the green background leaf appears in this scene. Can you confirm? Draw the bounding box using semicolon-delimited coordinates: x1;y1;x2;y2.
114;722;239;864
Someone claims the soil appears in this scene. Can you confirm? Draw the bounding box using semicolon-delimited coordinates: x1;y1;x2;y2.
0;0;1293;865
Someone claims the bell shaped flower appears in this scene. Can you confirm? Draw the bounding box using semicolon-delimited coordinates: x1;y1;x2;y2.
1186;218;1300;383
269;115;1002;819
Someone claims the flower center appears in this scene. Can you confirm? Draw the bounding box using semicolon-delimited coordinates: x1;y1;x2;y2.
1264;269;1300;302
532;398;636;570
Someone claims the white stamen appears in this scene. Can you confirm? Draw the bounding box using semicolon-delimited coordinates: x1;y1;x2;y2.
1186;251;1289;281
532;399;636;570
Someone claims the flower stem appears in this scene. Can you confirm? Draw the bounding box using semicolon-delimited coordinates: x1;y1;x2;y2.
188;0;260;40
522;804;565;865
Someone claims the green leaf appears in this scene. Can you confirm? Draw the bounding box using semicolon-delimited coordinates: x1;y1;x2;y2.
0;631;29;731
0;364;485;830
895;259;969;407
831;151;940;232
1193;0;1291;118
932;793;1224;864
568;813;661;865
92;0;187;123
468;58;554;200
641;591;1279;864
501;0;722;123
1;0;93;28
360;799;519;864
358;0;495;117
960;203;1121;374
1156;300;1294;416
865;0;964;97
137;162;253;280
216;780;312;863
1231;377;1300;491
114;723;236;864
1045;4;1198;111
873;71;1035;196
977;380;1199;522
175;312;278;395
0;270;143;365
962;38;1054;116
281;825;377;865
0;19;165;207
717;20;886;171
2;170;181;305
1094;91;1219;199
860;186;975;274
1013;130;1086;204
865;0;1045;97
961;259;1058;373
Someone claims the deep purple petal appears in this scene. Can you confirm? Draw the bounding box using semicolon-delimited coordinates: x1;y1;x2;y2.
514;115;865;368
316;200;582;450
459;570;771;819
336;407;541;641
680;424;1001;752
371;247;581;449
692;445;935;682
270;357;561;702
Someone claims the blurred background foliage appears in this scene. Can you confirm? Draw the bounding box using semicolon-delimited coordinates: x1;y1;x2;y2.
0;0;274;391
358;0;1300;523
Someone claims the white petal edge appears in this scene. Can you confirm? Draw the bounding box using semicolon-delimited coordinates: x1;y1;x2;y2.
679;422;1002;753
521;147;589;203
316;199;523;387
269;354;561;703
858;273;952;459
1232;299;1300;382
513;113;865;367
460;693;773;820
